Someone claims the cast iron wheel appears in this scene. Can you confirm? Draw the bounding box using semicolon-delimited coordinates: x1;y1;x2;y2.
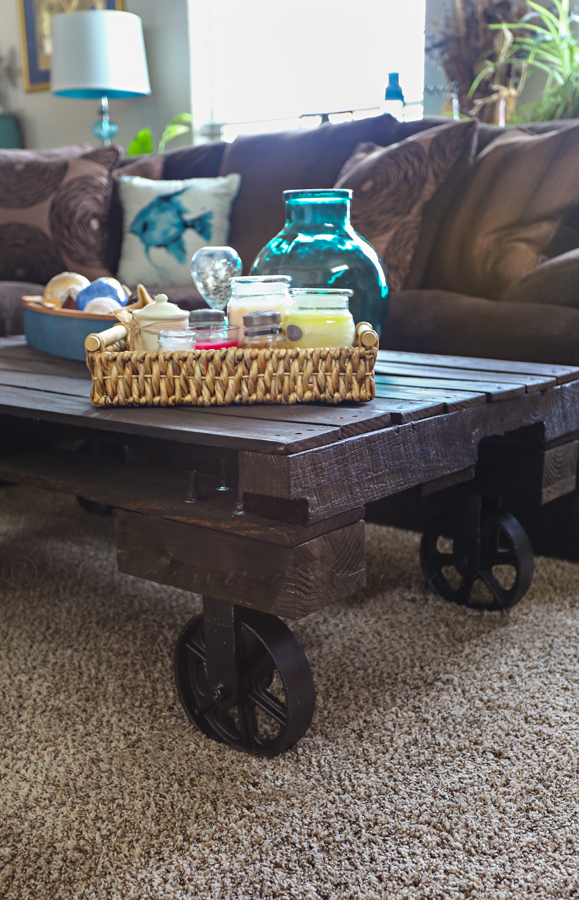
420;508;534;611
174;609;316;757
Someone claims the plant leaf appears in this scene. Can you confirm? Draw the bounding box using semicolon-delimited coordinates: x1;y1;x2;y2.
127;128;154;156
158;123;191;153
164;113;194;126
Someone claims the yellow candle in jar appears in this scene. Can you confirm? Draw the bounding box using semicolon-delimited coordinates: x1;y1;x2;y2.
285;288;355;349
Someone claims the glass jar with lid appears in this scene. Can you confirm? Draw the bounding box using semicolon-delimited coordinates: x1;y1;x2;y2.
242;311;286;349
158;328;196;352
227;275;292;334
285;288;355;349
189;308;227;330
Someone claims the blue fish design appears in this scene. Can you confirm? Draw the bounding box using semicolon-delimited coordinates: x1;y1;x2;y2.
129;189;213;267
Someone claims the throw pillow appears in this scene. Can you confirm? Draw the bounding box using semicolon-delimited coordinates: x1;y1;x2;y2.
0;145;120;284
117;173;241;287
426;123;579;299
334;119;478;293
217;115;447;272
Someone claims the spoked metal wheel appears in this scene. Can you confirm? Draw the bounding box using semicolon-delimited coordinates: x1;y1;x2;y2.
174;603;315;757
420;497;534;611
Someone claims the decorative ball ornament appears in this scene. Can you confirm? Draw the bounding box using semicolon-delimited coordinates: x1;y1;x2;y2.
190;246;242;311
43;271;90;308
75;277;128;311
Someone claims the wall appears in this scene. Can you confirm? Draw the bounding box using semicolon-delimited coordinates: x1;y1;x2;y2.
0;0;195;151
423;0;446;116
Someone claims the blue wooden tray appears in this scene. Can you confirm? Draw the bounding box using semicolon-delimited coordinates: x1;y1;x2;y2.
22;297;117;362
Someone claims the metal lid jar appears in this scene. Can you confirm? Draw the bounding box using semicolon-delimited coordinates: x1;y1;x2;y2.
227;275;292;334
286;288;355;349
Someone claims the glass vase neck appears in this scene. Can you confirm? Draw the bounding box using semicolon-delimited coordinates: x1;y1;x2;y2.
284;189;351;227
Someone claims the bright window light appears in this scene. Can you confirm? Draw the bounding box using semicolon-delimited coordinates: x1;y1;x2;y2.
202;0;426;128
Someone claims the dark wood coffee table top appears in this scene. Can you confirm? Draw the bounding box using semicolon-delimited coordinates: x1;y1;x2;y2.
1;336;578;454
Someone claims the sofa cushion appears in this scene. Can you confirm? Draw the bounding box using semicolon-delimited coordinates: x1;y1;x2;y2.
0;281;43;337
335;119;478;292
501;248;579;308
218;115;451;271
162;142;227;180
116;173;241;287
0;145;120;285
383;289;579;366
426;123;579;300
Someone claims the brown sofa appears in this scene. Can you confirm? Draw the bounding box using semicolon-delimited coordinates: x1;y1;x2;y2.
3;113;579;558
3;114;579;366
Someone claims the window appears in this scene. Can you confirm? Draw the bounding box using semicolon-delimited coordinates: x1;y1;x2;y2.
190;0;426;140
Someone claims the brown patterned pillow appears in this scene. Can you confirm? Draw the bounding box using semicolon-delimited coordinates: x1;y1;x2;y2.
426;124;579;299
335;119;478;292
0;145;120;284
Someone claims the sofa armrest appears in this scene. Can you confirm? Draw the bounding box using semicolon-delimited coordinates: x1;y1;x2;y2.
382;289;579;365
0;281;44;337
501;249;579;308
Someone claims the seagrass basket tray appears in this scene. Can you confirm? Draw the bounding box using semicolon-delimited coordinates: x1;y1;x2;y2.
85;322;378;407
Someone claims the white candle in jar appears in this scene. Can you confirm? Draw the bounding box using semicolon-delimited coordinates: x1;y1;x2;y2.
227;276;292;333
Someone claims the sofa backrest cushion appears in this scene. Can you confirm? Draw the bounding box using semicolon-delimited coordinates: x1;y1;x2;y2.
218;115;450;271
425;123;579;300
0;144;120;284
335;119;478;292
162;142;227;180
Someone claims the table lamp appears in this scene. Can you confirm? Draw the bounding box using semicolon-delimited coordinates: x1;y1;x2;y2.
51;10;150;145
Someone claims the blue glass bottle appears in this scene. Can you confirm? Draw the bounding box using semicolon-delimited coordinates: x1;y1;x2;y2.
250;189;389;335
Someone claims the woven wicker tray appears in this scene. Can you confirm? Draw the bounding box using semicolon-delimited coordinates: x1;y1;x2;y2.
85;322;378;407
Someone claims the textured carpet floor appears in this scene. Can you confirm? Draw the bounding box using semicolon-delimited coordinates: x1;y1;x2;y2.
1;486;579;899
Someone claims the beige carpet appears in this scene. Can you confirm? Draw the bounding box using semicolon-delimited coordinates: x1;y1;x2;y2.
1;486;579;900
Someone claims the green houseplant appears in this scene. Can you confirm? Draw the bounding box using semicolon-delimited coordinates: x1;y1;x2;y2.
127;113;193;156
426;0;528;121
471;0;579;121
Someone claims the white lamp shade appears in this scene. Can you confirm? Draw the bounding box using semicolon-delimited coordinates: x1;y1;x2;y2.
51;10;151;99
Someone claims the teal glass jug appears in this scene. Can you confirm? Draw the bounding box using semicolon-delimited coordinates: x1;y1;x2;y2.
250;189;389;335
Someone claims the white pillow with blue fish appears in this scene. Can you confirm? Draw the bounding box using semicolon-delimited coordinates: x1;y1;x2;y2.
117;173;241;286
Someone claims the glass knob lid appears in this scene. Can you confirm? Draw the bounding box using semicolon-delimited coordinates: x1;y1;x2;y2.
190;246;243;311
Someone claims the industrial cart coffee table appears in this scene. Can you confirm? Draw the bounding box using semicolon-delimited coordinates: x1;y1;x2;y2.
1;335;579;756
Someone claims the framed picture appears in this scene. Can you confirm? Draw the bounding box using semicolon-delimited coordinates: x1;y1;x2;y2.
18;0;124;92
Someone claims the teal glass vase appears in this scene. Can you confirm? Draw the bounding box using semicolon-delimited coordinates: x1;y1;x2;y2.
250;189;389;335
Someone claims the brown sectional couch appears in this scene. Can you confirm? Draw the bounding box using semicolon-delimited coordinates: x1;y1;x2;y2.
3;113;579;558
2;114;579;366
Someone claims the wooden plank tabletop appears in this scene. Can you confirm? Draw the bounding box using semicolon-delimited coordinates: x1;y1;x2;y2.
377;350;579;385
1;337;579;456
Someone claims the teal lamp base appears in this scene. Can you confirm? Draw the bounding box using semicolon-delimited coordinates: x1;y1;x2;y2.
92;95;119;146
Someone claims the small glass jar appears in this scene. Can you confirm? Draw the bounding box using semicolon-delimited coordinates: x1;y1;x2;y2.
192;325;239;350
189;308;227;329
158;328;196;352
242;311;286;349
286;288;355;349
227;275;292;334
